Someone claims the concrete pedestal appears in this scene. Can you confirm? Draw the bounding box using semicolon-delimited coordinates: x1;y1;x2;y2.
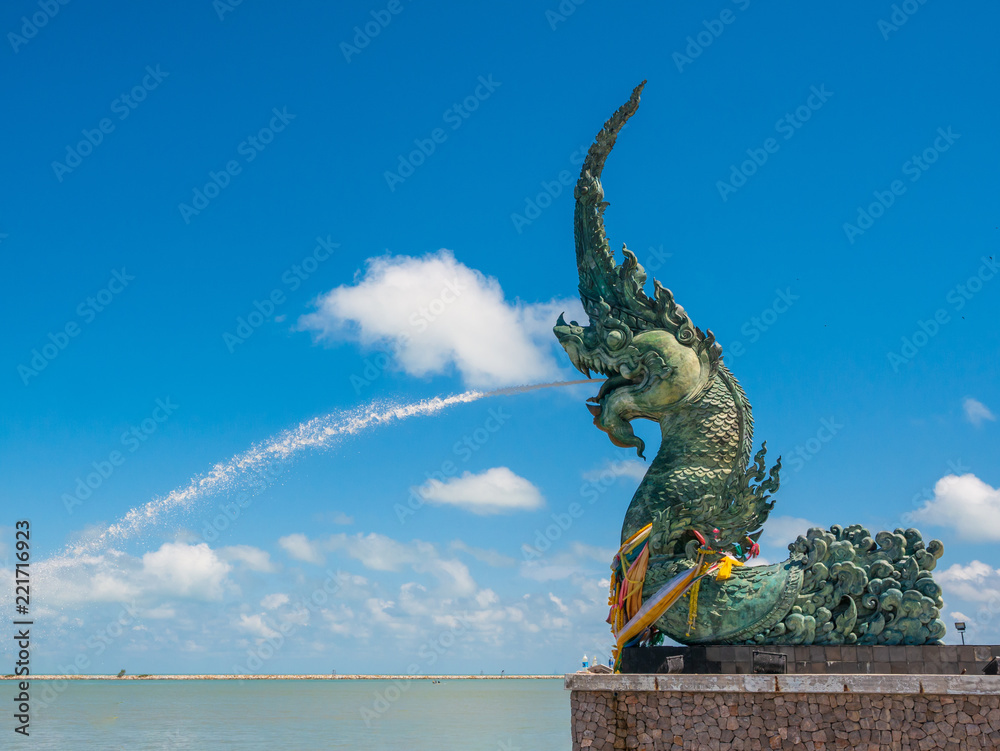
566;673;1000;750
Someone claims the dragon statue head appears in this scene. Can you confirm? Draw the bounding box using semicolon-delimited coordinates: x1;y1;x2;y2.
553;82;721;460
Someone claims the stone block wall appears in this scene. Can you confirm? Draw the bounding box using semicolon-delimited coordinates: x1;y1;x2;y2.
566;674;1000;750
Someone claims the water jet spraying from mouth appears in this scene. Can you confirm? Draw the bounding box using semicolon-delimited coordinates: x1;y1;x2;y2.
68;379;600;555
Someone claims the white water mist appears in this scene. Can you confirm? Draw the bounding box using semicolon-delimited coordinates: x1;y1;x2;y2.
69;379;598;554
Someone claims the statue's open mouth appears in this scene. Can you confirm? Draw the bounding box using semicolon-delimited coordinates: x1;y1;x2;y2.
586;373;642;416
576;361;655;458
555;327;653;425
552;316;654;457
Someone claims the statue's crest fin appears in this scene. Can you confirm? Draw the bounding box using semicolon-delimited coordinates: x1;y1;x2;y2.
573;81;719;369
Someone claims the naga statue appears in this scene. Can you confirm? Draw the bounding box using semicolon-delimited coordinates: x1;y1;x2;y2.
553;82;946;647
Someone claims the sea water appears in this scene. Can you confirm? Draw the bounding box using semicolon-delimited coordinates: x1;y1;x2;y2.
24;679;570;750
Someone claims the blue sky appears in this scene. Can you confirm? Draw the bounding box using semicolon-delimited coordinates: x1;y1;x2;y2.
1;0;998;677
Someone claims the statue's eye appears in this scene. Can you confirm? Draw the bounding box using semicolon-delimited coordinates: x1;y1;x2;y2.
606;330;624;349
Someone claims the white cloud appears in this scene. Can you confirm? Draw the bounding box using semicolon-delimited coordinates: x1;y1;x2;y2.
32;544;236;607
143;606;176;619
549;593;569;614
221;545;277;572
935;561;1000;603
520;542;615;582
475;589;499;607
236;613;280;641
297;249;582;388
582;460;647;484
326;532;431;571
279;533;326;565
449;540;516;567
571;543;616;563
87;570;140;602
141;542;233;601
322;604;359;637
397;582;433;616
281;531;479;599
312;511;355;525
280;606;311;628
521;562;576;582
329;532;477;597
12;526;643;673
416;467;544;515
757;516;819;553
261;593;290;610
963;397;996;427
910;474;1000;541
365;598;398;627
429;558;477;597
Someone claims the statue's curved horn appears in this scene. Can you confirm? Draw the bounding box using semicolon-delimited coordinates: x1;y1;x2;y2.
569;82;720;368
574;81;646;313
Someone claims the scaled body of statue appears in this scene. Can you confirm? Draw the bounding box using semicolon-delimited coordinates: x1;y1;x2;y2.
555;83;945;646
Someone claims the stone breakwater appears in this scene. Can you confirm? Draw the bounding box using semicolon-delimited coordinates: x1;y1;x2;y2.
566;674;1000;750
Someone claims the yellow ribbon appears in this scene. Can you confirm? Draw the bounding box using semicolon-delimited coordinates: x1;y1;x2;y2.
715;555;744;581
684;554;710;636
685;555;745;636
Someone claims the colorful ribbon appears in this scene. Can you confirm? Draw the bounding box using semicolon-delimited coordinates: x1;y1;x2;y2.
607;527;753;671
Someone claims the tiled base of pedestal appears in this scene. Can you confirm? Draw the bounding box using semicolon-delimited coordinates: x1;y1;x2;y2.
566;673;1000;750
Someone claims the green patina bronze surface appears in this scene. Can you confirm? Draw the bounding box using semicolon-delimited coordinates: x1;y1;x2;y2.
554;82;946;646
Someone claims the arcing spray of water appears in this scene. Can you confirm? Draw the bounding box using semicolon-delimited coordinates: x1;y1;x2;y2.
69;379;599;554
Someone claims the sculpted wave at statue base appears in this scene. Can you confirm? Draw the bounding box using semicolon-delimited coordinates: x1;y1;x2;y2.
554;82;946;646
